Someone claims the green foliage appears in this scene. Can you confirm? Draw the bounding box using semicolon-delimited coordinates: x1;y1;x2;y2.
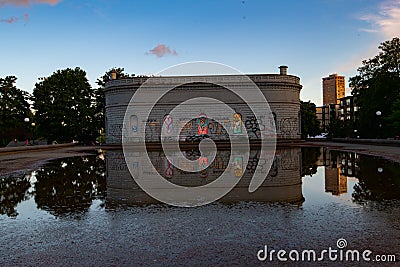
350;37;400;138
32;67;96;143
386;98;400;136
328;117;354;138
300;101;321;138
0;76;31;146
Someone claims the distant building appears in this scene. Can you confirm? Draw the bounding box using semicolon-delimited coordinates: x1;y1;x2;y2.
322;74;345;105
337;95;358;122
316;104;339;132
316;95;358;132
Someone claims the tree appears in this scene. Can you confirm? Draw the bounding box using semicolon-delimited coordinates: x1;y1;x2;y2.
94;68;131;143
350;37;400;138
32;67;96;143
0;76;31;146
300;101;321;139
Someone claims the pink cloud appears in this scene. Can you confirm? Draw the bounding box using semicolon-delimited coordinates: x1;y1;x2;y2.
0;0;60;7
146;44;178;58
0;12;29;23
358;0;400;39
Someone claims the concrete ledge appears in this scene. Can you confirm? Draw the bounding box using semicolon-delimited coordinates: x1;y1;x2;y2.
332;138;400;147
0;143;79;154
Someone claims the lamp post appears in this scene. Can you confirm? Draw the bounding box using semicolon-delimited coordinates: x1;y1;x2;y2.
376;111;382;139
24;118;29;145
31;122;36;145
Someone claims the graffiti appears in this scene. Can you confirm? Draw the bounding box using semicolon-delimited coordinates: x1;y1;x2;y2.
197;113;209;135
279;149;299;170
233;113;243;134
245;116;261;139
163;158;174;179
279;118;297;136
163;114;173;136
145;119;161;141
208;121;229;139
266;157;278;179
130;115;138;133
233;156;243;177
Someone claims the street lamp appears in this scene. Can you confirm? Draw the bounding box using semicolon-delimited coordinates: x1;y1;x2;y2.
31;122;36;145
376;111;382;139
24;118;30;145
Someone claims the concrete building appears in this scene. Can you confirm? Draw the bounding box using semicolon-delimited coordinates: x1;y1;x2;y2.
104;66;303;144
338;95;358;122
323;74;345;105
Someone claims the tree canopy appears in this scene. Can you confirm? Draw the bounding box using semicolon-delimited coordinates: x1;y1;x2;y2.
300;100;321;139
350;37;400;138
32;67;97;143
0;76;31;146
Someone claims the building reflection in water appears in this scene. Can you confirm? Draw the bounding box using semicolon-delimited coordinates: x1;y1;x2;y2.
1;147;399;218
318;148;360;196
106;147;304;206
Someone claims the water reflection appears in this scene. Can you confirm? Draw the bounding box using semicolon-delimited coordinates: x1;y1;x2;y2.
315;147;400;201
33;155;106;216
0;174;31;217
0;147;399;218
106;148;304;206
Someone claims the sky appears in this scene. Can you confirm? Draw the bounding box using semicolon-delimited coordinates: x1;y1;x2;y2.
1;0;399;105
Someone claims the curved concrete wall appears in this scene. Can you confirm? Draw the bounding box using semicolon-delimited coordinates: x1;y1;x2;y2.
105;72;302;144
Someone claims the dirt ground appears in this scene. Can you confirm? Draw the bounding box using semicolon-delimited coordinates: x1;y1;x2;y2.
0;146;100;177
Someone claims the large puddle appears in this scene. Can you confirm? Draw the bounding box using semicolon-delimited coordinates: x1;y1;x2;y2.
0;147;399;265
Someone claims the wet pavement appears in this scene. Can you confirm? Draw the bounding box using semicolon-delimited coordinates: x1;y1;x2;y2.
0;147;399;266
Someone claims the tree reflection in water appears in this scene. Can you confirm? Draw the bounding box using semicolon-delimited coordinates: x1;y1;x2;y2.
0;174;31;217
33;154;106;217
1;148;400;218
301;147;320;177
352;155;400;203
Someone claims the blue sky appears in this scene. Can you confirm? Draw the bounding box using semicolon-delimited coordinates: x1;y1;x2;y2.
1;0;399;105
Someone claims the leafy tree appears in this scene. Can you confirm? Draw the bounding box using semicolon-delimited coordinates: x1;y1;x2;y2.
32;67;96;143
350;37;400;138
94;68;130;143
0;76;31;146
327;117;354;138
300;100;321;138
387;100;400;137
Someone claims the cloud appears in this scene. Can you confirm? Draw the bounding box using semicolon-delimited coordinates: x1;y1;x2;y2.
333;0;400;81
0;0;60;7
359;0;400;39
0;12;29;23
146;44;178;58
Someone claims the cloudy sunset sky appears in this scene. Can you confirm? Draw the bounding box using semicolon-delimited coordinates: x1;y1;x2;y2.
1;0;399;105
